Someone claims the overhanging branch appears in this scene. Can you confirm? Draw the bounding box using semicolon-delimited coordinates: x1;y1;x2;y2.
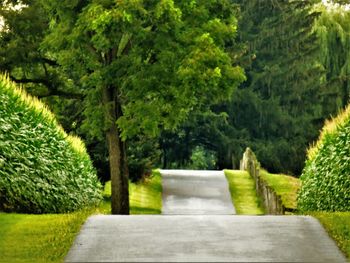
9;75;84;99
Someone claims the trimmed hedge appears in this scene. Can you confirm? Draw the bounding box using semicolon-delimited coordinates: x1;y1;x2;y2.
298;105;350;212
0;75;102;213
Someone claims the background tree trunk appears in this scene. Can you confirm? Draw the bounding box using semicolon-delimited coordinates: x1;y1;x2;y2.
117;103;129;213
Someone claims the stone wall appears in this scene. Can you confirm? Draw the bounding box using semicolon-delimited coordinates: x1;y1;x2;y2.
240;147;285;215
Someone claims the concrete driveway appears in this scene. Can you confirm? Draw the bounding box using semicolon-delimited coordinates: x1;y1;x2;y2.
65;169;347;262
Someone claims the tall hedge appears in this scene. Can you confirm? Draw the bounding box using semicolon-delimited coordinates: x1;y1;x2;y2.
298;105;350;212
0;75;102;213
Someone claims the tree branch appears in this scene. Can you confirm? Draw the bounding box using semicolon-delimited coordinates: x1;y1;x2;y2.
9;76;84;99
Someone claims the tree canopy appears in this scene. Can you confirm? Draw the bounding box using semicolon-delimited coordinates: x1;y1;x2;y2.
34;0;245;213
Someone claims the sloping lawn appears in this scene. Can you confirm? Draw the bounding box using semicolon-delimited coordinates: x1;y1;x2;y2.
224;170;264;215
0;171;162;263
259;170;300;210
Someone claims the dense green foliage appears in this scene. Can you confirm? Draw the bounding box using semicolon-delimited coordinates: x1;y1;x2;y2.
298;105;350;212
39;0;245;213
39;0;245;140
0;75;102;213
163;1;350;176
314;3;350;114
127;136;161;182
226;0;324;174
160;110;237;169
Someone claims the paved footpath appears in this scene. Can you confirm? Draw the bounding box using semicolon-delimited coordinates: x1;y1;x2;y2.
161;170;235;215
65;170;347;262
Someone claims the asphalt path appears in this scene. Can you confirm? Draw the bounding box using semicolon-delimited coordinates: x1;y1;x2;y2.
65;169;347;262
161;169;236;215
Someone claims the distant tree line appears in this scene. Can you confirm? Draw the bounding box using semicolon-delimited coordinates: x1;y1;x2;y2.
161;0;350;176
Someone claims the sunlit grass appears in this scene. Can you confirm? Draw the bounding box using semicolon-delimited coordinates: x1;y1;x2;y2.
259;170;300;210
224;170;264;215
129;170;162;214
0;210;97;263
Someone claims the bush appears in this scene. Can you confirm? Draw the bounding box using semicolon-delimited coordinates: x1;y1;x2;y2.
189;146;217;170
298;105;350;212
0;75;102;213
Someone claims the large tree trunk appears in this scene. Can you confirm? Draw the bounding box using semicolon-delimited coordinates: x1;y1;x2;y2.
103;86;129;215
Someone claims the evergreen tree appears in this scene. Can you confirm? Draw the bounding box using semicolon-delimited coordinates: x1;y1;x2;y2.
227;0;324;174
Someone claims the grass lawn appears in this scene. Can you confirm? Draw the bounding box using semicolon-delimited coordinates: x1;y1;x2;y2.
0;170;162;263
259;170;300;210
0;209;101;263
224;170;264;215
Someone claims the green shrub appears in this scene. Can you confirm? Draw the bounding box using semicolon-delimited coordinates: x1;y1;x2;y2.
0;75;102;213
189;146;216;170
298;105;350;211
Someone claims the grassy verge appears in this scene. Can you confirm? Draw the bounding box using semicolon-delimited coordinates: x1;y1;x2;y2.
0;170;162;263
0;204;109;263
259;170;300;210
224;170;264;215
305;212;350;259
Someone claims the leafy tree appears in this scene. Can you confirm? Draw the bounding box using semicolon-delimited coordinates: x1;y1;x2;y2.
40;0;245;214
314;3;350;113
0;0;81;99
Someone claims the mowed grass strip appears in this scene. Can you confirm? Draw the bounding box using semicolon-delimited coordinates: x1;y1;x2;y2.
0;209;100;263
129;170;162;214
0;171;162;262
259;170;300;210
224;170;264;215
